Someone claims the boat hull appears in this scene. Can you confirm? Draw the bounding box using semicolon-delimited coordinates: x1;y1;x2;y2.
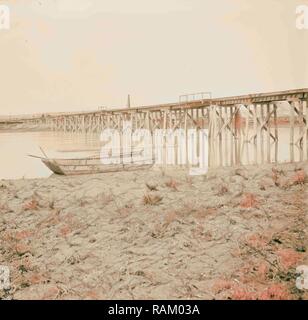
42;158;153;176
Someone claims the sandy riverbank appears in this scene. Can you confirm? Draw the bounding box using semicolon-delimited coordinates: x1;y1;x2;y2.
0;163;307;300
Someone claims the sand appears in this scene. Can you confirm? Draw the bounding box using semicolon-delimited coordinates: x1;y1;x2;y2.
0;163;307;300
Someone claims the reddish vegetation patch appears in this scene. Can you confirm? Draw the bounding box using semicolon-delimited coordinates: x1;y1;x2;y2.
42;286;60;300
258;284;290;300
84;290;101;300
275;248;303;269
15;230;33;240
257;262;269;280
28;273;46;285
12;256;33;271
231;283;290;300
291;170;306;185
240;193;258;209
23;199;39;211
194;207;217;220
165;179;179;191
58;225;72;237
245;233;269;250
192;225;212;240
14;243;31;255
212;279;234;294
232;287;257;300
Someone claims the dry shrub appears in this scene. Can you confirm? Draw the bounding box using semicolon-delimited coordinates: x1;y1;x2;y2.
42;286;60;300
216;184;228;196
237;260;270;284
23;199;39;211
231;285;257;300
37;209;61;229
0;202;9;211
276;248;303;270
186;176;193;185
163;211;178;226
14;242;31;256
195;207;217;219
165;179;179;191
271;168;286;187
49;200;55;209
212;279;234;294
146;183;158;191
257;262;269;280
58;224;72;237
79;199;89;207
101;193;114;206
192;225;212;240
235;168;249;180
117;203;134;217
2;230;15;242
176;202;216;219
240;193;258;209
12;256;33;271
142;193;163;206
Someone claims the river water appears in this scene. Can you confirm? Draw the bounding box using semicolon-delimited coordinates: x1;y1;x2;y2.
0;131;101;180
0;128;306;180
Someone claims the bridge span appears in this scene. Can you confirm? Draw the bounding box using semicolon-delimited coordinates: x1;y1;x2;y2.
1;88;308;134
1;88;308;167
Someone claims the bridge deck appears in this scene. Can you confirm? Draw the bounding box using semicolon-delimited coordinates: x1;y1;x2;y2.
1;88;308;122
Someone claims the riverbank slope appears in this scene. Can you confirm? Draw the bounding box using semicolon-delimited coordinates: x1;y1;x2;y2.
0;163;307;299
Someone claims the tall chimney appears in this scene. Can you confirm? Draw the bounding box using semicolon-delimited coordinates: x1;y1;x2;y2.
127;94;131;108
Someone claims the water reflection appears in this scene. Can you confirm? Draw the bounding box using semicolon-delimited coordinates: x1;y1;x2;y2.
208;126;307;168
0;127;306;180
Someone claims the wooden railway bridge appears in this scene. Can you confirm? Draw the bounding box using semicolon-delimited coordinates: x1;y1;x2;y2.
1;88;308;167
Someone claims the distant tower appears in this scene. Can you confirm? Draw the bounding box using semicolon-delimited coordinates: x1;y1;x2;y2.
127;94;131;108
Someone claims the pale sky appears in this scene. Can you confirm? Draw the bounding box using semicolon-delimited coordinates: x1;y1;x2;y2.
0;0;307;115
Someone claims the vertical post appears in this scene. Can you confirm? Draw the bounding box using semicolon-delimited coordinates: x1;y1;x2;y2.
184;110;189;168
219;106;223;167
244;105;250;164
230;107;234;166
234;105;241;165
305;100;308;160
127;95;131;108
253;104;258;164
195;109;200;168
163;110;167;175
260;104;265;164
290;101;295;162
224;107;228;166
299;100;304;161
119;115;123;164
267;104;271;163
274;103;278;163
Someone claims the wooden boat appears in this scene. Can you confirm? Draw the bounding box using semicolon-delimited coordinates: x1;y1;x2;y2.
29;151;154;176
